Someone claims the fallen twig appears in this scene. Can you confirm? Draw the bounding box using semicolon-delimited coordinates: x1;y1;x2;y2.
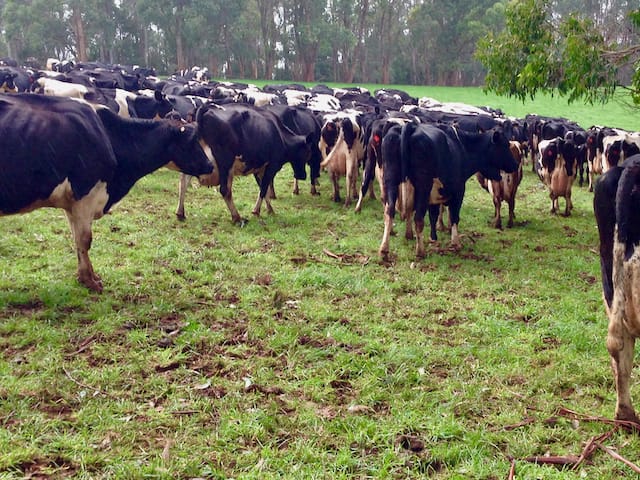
523;455;581;467
65;334;98;357
62;365;106;397
597;443;640;473
507;457;516;480
572;429;615;471
557;407;640;431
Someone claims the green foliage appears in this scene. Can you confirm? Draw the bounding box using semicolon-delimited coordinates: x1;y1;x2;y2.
477;0;640;104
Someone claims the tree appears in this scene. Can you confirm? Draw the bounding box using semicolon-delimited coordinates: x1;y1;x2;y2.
476;0;640;104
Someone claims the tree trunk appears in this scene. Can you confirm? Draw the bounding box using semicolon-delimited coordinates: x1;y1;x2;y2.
175;3;186;70
71;5;88;62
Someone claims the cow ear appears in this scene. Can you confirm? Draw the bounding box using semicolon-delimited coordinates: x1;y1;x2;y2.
492;130;501;144
154;89;164;102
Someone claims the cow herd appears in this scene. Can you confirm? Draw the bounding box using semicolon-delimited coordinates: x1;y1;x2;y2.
2;59;640;427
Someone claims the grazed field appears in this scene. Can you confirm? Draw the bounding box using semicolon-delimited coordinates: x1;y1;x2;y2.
1;88;639;479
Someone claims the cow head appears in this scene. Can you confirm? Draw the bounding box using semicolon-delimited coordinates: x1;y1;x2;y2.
607;140;623;167
320;120;340;155
290;133;312;181
0;70;18;93
481;128;520;181
560;139;578;177
165;123;214;177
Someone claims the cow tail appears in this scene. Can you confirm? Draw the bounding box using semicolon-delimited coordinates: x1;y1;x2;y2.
400;122;417;182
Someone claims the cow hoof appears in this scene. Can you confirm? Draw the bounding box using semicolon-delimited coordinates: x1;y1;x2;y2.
233;216;249;227
293;188;300;195
79;276;103;293
176;213;186;221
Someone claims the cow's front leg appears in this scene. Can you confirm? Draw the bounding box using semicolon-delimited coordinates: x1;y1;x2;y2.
176;173;191;220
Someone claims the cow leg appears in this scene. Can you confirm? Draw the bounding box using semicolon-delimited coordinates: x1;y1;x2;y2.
448;200;463;250
330;172;341;203
65;211;102;293
608;314;640;423
293;178;300;195
492;196;502;229
379;202;395;260
176;173;191;220
564;193;573;217
222;176;243;224
506;197;516;228
344;156;358;207
401;181;415;239
253;172;275;216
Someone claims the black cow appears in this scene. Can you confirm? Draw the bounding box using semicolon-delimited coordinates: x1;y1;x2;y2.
355;114;411;213
398;122;519;258
127;90;175;119
0;93;214;291
594;154;640;426
267;104;323;195
177;103;311;223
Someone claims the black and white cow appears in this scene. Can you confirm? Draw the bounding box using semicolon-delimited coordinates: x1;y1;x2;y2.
318;111;366;206
177;103;312;223
594;154;640;426
397;122;519;258
0;93;214;291
536;137;578;216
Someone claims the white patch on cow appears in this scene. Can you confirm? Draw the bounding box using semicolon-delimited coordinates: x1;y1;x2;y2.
36;77;88;99
429;178;447;204
114;88;136;117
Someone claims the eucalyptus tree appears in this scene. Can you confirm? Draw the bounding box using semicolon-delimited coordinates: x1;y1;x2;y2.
281;0;329;81
2;0;71;62
476;0;640;104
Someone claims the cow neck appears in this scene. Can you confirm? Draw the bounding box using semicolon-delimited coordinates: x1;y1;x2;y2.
99;110;178;210
454;129;490;176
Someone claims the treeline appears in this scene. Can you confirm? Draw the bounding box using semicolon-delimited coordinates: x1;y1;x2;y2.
0;0;636;85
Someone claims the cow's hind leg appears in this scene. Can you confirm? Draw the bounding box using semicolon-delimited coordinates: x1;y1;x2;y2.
608;319;640;424
65;211;102;293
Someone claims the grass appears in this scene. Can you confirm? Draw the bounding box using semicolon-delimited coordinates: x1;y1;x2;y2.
1;87;639;478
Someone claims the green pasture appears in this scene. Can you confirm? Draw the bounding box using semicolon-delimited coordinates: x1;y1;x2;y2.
1;86;639;478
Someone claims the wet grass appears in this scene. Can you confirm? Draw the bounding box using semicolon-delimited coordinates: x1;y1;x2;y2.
1;88;639;478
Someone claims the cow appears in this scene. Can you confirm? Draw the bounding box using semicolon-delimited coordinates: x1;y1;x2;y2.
594;154;640;426
477;141;524;229
603;132;640;172
177;103;312;224
0;68;18;93
319;111;365;206
397;122;519;259
0;93;214;292
267;104;323;195
536;137;577;216
355;114;412;213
